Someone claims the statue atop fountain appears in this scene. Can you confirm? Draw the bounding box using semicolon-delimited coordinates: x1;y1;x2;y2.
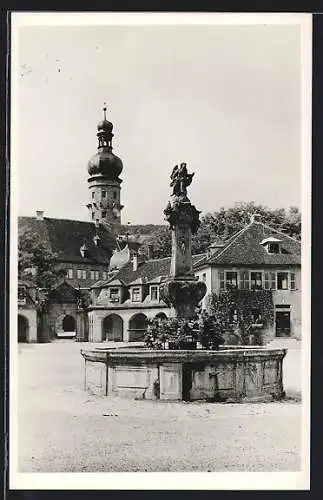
160;163;207;319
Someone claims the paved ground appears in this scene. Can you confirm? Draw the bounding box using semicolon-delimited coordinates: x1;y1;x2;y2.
17;341;302;472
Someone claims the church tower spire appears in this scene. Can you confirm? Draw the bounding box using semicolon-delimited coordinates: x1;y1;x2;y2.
87;105;124;231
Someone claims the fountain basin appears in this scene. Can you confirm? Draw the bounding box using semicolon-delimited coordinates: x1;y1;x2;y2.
80;347;286;402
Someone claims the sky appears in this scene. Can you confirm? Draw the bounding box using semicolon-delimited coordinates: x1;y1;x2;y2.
15;19;303;225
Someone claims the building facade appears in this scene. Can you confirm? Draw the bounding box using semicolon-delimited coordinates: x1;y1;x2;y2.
85;215;301;345
194;215;301;342
17;107;124;342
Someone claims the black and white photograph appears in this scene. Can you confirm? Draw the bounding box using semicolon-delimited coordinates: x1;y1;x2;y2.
10;12;311;490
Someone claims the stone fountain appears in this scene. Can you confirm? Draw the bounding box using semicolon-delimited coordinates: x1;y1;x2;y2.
80;163;286;402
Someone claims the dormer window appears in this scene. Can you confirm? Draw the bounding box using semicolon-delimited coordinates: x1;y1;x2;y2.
268;242;280;254
80;243;89;258
260;237;281;254
150;285;159;301
109;288;120;302
131;287;141;302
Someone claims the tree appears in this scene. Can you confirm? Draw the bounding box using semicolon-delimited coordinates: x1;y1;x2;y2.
18;230;66;290
140;226;172;259
140;202;301;259
206;289;275;345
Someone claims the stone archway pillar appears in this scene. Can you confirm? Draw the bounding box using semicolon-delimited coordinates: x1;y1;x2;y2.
76;310;88;342
89;311;103;343
123;325;129;343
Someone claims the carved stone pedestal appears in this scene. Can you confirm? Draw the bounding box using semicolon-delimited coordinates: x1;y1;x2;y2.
160;163;207;320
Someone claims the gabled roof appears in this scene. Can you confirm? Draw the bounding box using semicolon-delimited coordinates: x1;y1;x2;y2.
128;277;148;286
195;221;301;268
97;253;206;287
105;278;126;287
91;278;126;289
18;216;117;265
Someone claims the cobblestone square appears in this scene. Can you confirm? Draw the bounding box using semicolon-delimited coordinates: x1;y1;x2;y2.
17;341;302;473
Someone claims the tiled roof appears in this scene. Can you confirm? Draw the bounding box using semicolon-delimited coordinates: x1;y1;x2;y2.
99;253;206;287
196;222;301;268
18;216;117;265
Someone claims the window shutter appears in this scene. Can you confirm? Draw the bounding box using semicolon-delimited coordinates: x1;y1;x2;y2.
290;272;296;290
270;272;276;290
219;270;225;290
239;270;250;289
244;271;250;290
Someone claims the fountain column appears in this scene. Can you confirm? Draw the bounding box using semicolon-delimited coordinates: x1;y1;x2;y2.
160;163;207;319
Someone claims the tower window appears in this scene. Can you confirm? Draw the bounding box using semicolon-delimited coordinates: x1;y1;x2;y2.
113;191;117;199
102;211;107;218
102;191;106;198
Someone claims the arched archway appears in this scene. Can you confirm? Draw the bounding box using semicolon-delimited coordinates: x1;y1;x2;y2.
128;313;148;341
62;315;76;332
18;314;29;342
102;314;123;342
155;312;168;322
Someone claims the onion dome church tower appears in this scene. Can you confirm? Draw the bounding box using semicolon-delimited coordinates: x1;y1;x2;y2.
87;104;124;231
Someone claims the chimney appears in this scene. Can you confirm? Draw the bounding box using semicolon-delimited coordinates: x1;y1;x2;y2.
36;210;44;221
132;253;138;272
